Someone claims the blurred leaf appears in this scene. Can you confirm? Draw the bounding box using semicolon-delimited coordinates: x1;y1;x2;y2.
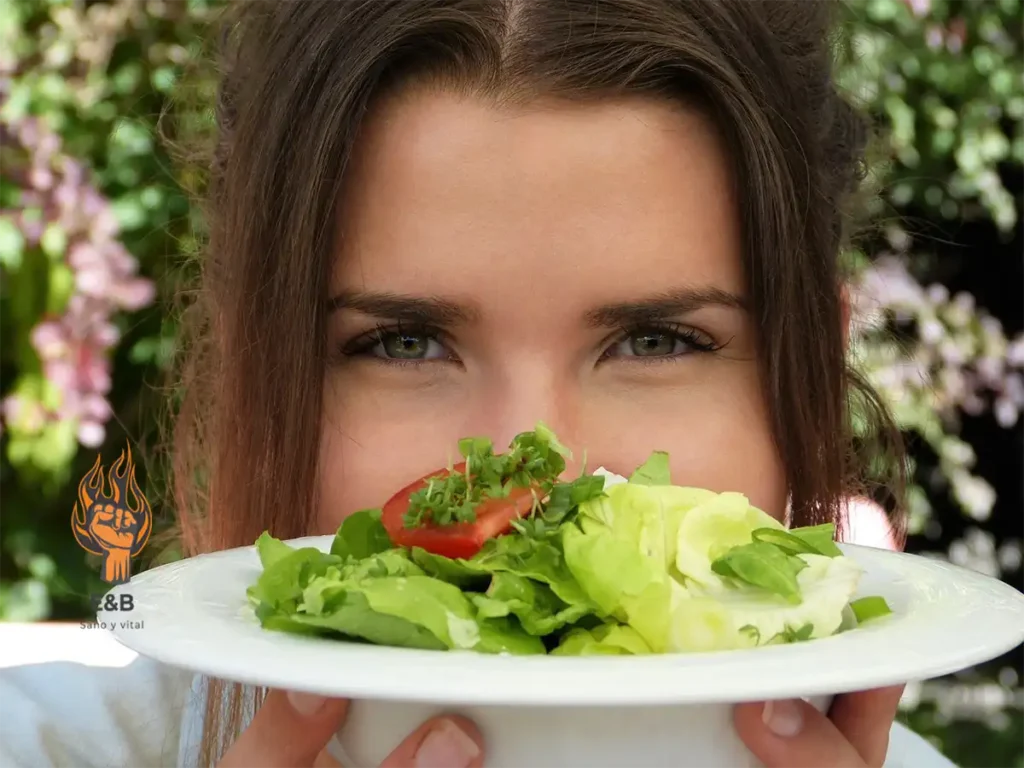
45;263;74;314
111;195;148;231
39;223;67;261
0;216;25;270
0;579;51;622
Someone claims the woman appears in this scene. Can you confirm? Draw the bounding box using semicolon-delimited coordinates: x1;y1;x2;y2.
0;1;957;766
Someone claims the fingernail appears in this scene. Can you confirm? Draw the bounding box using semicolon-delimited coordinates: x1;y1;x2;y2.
762;699;803;738
414;718;481;768
286;690;326;717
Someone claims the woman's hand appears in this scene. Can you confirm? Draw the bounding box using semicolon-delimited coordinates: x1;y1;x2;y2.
734;685;905;768
218;690;484;768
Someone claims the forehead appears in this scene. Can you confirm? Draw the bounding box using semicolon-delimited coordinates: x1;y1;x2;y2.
333;89;743;308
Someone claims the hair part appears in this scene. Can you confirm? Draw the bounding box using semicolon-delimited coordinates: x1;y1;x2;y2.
172;2;905;763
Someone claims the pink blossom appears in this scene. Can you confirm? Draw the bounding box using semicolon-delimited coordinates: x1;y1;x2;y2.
1007;336;1024;367
112;278;156;310
43;359;76;394
90;209;120;242
74;344;113;393
93;322;119;348
30;321;68;359
28;166;54;190
0;116;155;451
77;421;106;448
994;397;1018;428
80;393;112;421
904;0;931;17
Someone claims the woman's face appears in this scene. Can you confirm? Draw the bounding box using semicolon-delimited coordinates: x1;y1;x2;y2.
318;89;786;533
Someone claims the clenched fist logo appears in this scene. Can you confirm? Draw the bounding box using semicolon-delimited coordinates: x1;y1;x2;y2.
72;445;152;585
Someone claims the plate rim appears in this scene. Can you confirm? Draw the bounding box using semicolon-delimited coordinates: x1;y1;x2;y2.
103;538;1024;705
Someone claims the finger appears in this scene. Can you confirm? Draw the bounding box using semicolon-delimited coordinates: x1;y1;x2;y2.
828;686;905;766
379;715;484;768
734;699;864;768
219;690;349;768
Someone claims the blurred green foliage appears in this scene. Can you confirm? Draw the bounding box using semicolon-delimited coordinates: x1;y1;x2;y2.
841;0;1022;230
0;0;1021;765
1;0;215;619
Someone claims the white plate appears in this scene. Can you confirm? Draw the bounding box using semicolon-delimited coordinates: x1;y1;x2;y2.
104;537;1024;705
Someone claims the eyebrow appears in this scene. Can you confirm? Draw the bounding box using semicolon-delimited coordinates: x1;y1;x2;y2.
327;291;479;325
585;287;747;328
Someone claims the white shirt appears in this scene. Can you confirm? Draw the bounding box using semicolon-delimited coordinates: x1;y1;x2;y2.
0;625;957;768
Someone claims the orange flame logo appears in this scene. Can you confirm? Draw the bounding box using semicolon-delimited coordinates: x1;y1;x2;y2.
71;443;152;585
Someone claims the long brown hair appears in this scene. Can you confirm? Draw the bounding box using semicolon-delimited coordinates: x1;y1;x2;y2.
173;1;905;763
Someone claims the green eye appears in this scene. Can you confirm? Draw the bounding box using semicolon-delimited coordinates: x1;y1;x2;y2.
602;324;719;362
628;331;679;357
381;332;432;359
342;325;453;363
357;329;450;361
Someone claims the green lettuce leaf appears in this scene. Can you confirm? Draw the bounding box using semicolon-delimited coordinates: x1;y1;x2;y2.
469;534;593;608
666;554;864;651
297;550;428;616
349;575;544;654
247;539;344;612
410;547;492;589
552;624;652;655
287;590;449;650
562;517;671;650
470;572;592;635
330;508;393;559
749;528;819;556
629;451;671;485
296;570;544;654
349;575;479;648
255;531;298;569
564;484;869;653
578;483;717;569
411;535;592;612
341;549;425;581
250;530;545;654
564;482;721;651
673;492;786;589
711;541;807;604
849;595;892;623
788;523;843;557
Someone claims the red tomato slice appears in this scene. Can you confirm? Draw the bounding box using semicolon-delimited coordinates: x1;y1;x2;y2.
381;462;540;559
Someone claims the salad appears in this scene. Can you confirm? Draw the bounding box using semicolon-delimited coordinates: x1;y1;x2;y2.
246;425;892;656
